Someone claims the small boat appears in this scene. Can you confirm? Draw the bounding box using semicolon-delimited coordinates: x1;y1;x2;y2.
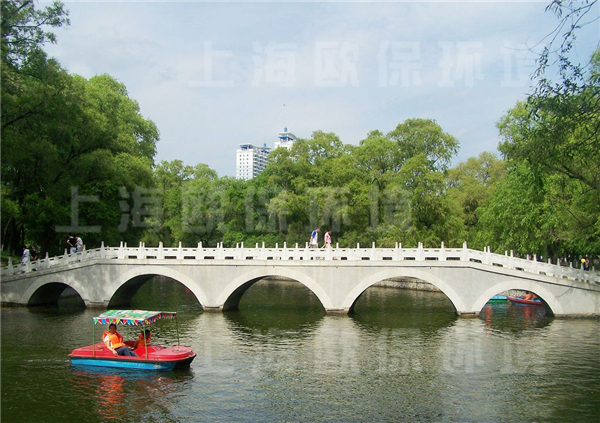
487;295;508;303
69;310;196;370
507;296;543;306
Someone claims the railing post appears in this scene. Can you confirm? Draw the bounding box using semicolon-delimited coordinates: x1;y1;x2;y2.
326;243;332;260
118;242;125;260
7;257;14;276
485;246;492;265
260;242;267;260
461;241;468;262
440;242;446;261
44;252;50;269
100;242;106;259
509;250;514;269
177;241;183;260
417;242;424;261
218;241;225;260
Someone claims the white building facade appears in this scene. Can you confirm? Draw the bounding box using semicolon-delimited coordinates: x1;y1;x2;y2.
235;128;297;180
235;143;271;180
274;127;297;150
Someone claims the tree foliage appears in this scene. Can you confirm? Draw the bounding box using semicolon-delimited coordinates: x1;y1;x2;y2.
1;0;158;254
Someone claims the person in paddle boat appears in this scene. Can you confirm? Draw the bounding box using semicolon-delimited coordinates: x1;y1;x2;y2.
103;324;138;357
133;329;152;349
523;291;537;301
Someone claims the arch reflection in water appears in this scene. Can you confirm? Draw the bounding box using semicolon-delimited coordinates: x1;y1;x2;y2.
70;367;193;422
223;278;325;357
351;283;458;332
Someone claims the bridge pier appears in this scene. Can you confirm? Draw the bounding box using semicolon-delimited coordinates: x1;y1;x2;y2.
84;300;109;309
203;306;224;313
326;308;350;316
456;312;480;318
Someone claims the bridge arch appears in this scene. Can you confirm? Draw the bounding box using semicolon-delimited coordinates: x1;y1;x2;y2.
471;279;563;316
216;267;333;311
21;276;85;307
111;266;209;309
342;268;466;314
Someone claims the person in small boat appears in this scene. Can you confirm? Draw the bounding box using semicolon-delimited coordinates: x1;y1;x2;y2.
133;329;152;349
103;323;137;357
523;291;537;301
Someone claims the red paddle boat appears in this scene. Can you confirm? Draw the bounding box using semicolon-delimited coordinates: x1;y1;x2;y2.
69;310;196;371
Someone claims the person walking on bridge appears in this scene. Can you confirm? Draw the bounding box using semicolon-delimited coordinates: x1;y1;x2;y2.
323;230;332;248
66;235;77;254
309;227;320;248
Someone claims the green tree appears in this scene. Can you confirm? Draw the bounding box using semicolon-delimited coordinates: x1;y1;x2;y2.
496;45;600;259
1;1;159;254
1;0;69;69
387;118;459;173
447;152;506;249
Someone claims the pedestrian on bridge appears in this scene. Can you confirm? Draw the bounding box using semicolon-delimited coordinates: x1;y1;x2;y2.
20;246;30;264
66;235;77;254
75;236;83;253
323;230;332;248
309;227;319;248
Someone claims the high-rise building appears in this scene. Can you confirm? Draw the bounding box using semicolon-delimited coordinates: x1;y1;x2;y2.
235;143;271;180
274;127;297;150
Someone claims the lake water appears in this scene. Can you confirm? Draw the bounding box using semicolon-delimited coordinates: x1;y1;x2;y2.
1;278;599;423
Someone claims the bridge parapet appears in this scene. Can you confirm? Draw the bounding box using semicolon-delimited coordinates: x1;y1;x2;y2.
2;242;598;284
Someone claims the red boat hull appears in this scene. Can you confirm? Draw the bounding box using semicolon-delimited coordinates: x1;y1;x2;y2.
69;342;196;370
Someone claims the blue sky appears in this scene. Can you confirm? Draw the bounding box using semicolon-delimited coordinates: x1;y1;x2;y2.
43;1;599;177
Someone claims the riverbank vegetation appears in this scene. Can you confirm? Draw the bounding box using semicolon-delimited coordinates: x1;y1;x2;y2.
1;0;598;265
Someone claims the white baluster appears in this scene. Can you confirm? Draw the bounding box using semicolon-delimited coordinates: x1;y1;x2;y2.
7;257;14;276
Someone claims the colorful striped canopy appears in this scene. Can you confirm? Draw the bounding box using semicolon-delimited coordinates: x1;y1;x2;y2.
93;310;177;325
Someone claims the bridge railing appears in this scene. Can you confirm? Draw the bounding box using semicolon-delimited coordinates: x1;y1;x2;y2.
2;242;598;284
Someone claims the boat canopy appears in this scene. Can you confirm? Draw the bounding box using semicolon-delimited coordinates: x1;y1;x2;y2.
93;310;177;325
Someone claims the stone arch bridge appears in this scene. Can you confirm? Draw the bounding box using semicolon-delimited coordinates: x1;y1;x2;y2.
2;243;599;317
